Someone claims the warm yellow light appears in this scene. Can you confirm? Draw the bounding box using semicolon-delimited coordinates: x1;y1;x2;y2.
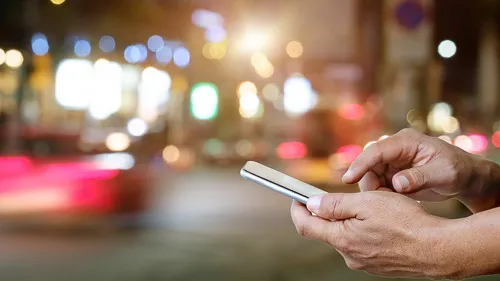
105;133;131;152
50;0;66;5
208;43;226;60
0;49;5;65
441;116;459;134
286;41;303;58
240;29;267;52
251;52;268;68
239;92;260;119
255;62;274;78
202;43;212;59
163;145;180;164
94;58;109;69
238;81;257;97
5;49;24;69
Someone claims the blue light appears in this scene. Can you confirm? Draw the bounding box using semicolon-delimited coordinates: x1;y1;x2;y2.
156;46;173;65
124;45;141;64
205;26;226;43
74;40;91;57
99;36;115;52
31;33;49;56
173;47;190;68
147;35;164;52
136;44;148;62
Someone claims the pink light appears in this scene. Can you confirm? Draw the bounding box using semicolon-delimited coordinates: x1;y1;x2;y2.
492;132;500;148
468;134;488;153
338;104;365;121
454;135;472;152
277;142;307;159
337;145;363;163
43;163;119;180
0;156;32;175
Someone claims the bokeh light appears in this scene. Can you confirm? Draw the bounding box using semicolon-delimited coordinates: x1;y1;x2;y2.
5;49;24;69
277;142;307;159
239;92;261;119
89;60;123;120
127;118;148;137
148;35;164;52
240;29;267;52
31;33;49;56
286;41;304;58
492;132;500;148
441;116;460;134
203;43;226;60
163;145;180;164
338;104;365;121
438;40;457;59
74;40;91;57
50;0;65;5
190;83;219;120
238;81;257;97
337;145;363;163
427;102;453;132
0;49;5;65
262;83;280;101
454;135;472;152
469;134;488;153
251;52;268;68
124;45;141;64
105;133;131;152
255;62;274;78
99;36;116;53
55;59;94;109
205;26;227;43
173;47;190;68
284;75;316;116
156;46;173;65
192;9;224;29
235;140;256;158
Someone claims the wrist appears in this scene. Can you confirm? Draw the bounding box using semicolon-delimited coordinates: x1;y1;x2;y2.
458;157;500;212
423;217;470;280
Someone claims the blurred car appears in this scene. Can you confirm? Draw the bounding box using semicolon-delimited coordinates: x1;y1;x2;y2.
0;129;152;229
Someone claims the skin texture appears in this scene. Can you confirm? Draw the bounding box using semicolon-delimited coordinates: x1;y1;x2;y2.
290;129;500;279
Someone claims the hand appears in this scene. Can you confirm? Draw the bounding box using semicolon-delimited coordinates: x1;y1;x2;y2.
343;128;489;203
291;192;453;279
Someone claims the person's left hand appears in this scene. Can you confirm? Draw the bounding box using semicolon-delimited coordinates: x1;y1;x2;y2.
290;191;453;279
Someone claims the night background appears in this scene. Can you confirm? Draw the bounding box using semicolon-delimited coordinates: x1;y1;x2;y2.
0;0;499;280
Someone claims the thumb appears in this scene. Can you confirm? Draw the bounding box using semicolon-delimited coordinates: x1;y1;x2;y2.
392;165;434;193
306;193;363;220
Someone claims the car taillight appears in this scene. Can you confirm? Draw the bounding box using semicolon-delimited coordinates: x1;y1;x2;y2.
0;156;32;175
43;163;119;180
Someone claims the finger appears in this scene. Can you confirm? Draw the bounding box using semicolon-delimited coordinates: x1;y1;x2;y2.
358;170;381;192
290;200;334;242
342;130;421;184
392;163;441;194
306;193;366;221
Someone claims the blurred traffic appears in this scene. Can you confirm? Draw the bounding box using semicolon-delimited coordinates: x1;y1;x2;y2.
0;0;499;280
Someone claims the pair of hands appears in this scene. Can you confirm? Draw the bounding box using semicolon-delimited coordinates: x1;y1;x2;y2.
291;129;496;279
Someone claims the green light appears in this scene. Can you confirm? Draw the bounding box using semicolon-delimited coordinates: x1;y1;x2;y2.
190;82;219;120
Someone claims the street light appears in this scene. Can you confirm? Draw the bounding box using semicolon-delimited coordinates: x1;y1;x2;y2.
50;0;66;5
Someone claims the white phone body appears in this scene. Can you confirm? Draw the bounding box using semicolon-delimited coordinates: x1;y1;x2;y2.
240;161;327;204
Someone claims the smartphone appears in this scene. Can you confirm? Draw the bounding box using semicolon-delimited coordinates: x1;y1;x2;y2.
240;161;327;204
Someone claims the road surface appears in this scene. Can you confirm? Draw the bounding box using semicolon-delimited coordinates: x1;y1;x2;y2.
0;166;493;281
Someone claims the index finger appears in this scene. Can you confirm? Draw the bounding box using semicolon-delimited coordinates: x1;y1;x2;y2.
342;130;421;184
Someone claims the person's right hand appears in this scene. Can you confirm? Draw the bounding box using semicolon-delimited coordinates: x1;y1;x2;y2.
342;129;491;203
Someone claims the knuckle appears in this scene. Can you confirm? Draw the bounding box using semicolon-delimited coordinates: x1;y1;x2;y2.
399;128;417;136
409;168;427;185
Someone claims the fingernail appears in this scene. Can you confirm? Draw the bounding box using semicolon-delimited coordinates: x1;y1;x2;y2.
307;195;322;213
396;176;410;191
342;170;353;183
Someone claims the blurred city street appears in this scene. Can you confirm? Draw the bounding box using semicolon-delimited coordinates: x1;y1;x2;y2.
0;166;493;281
